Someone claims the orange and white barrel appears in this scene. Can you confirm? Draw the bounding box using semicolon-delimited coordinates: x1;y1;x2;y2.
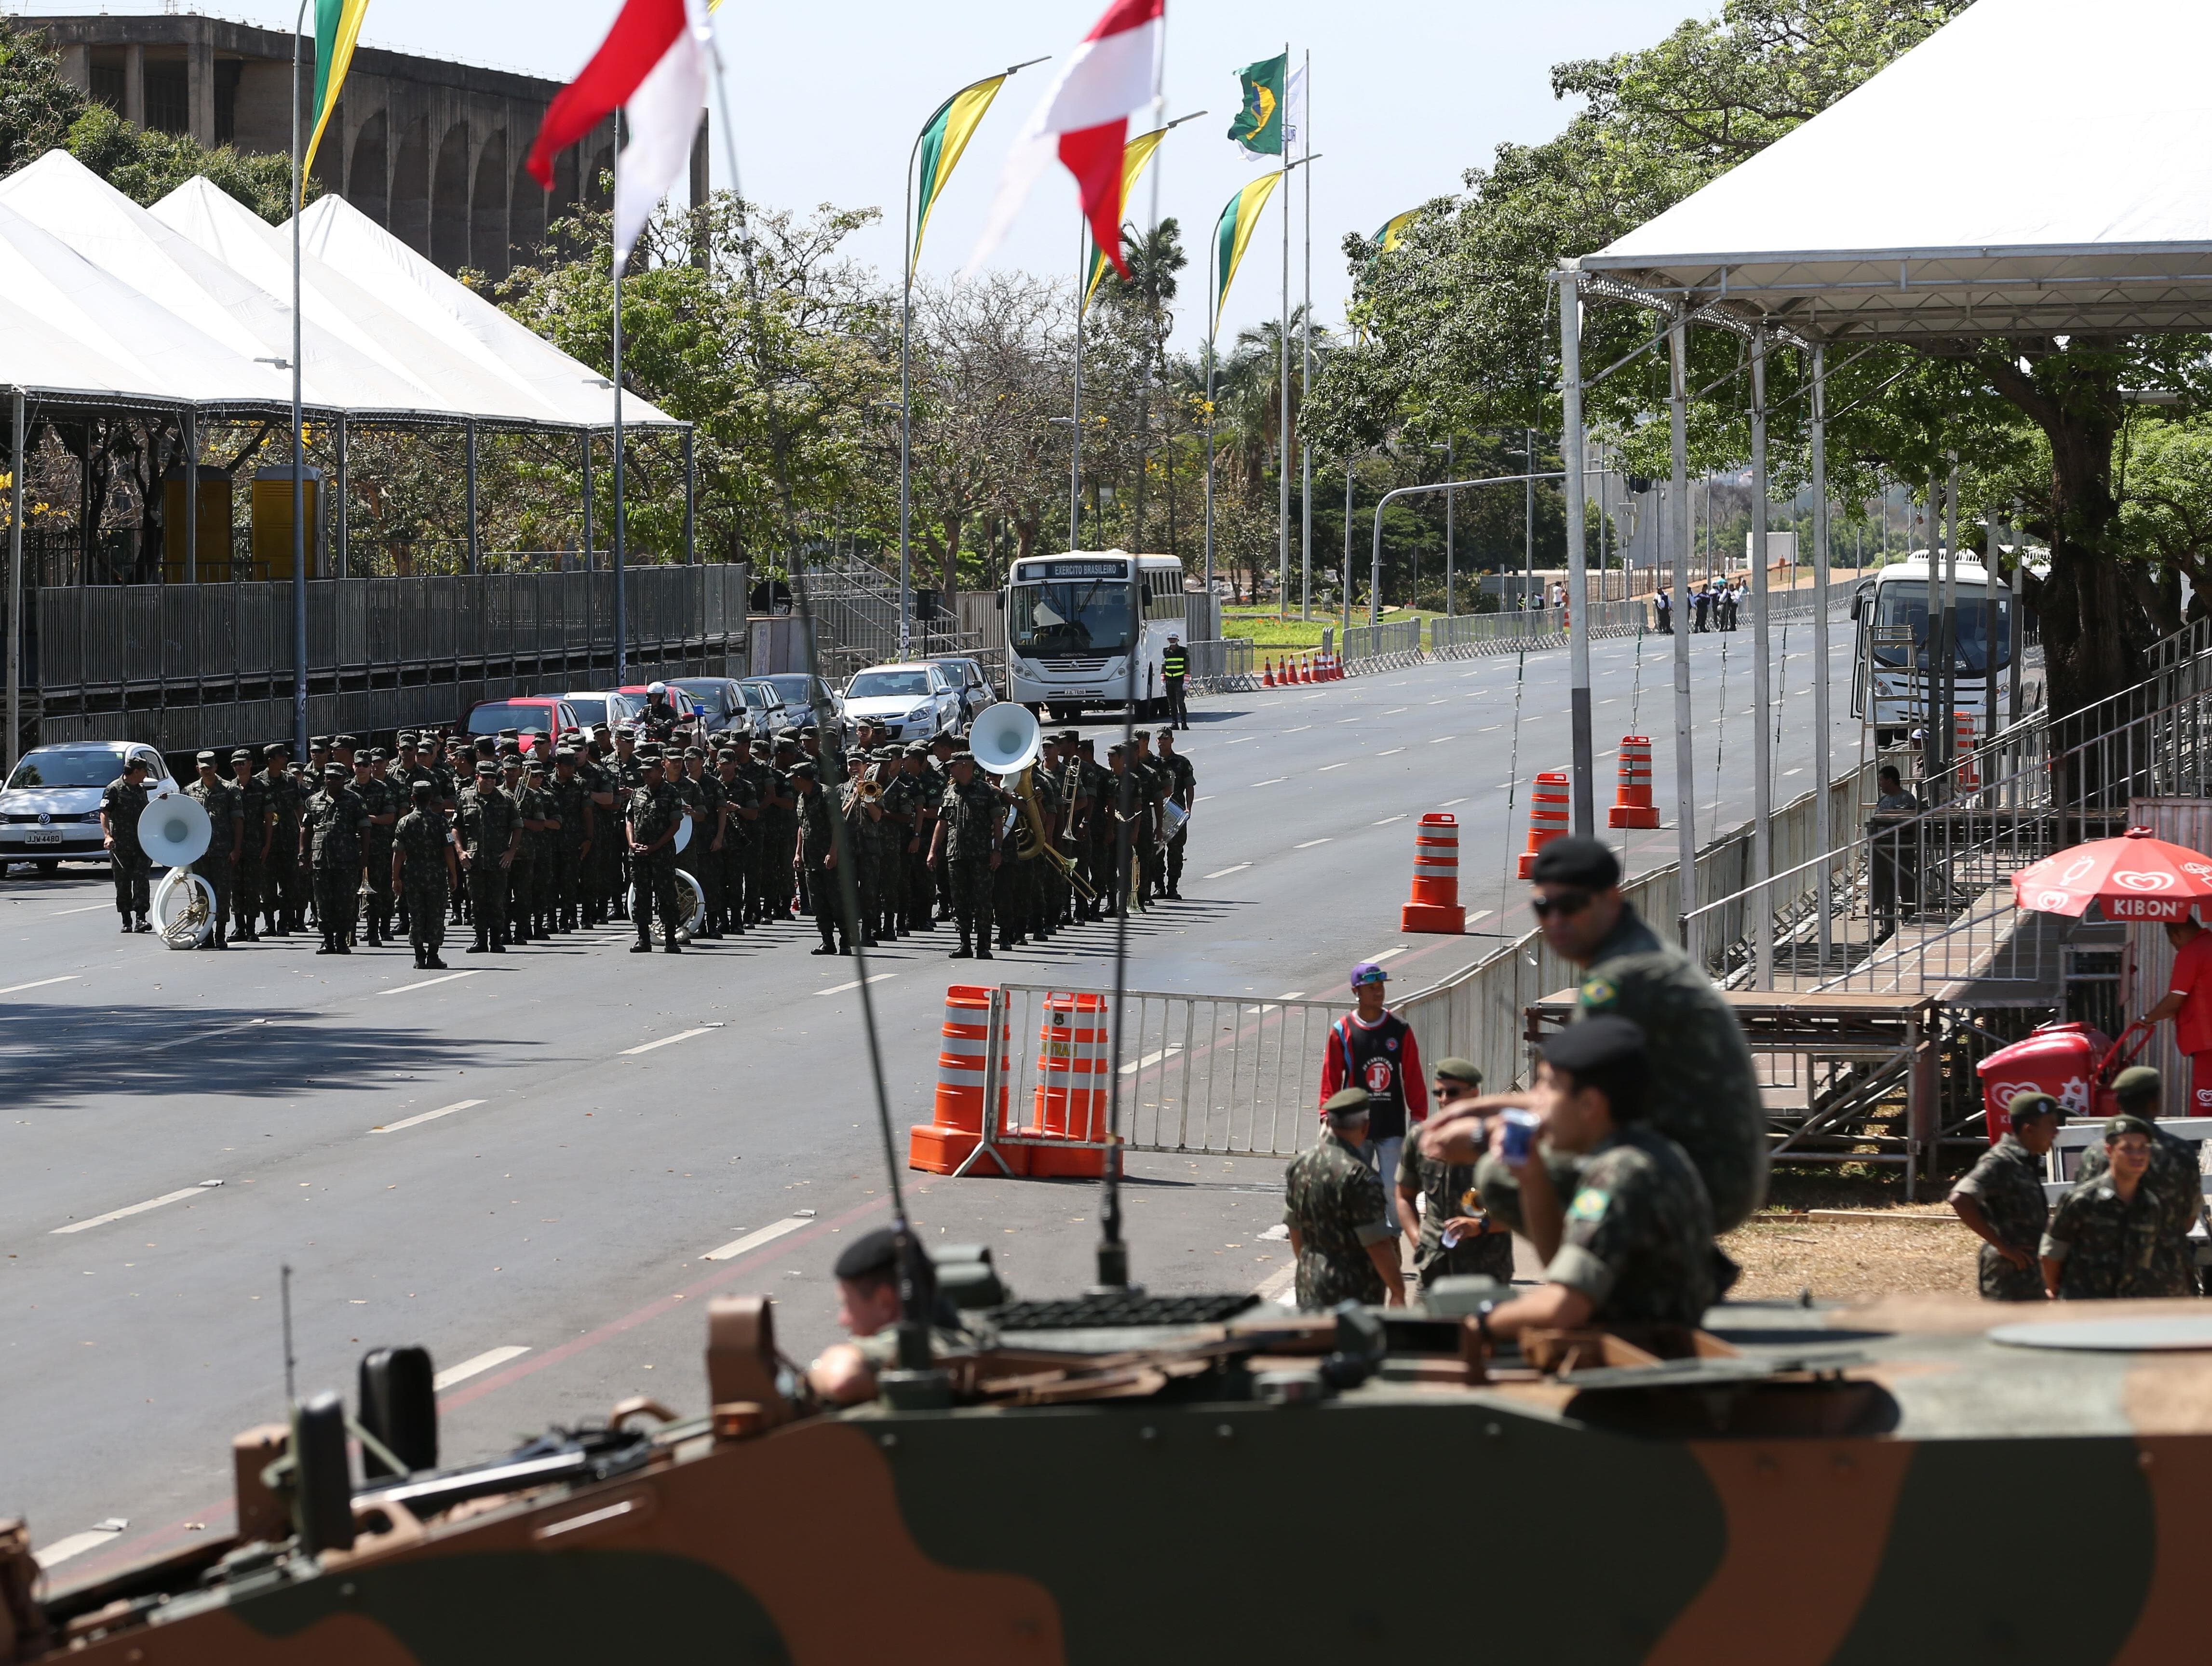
907;984;1015;1174
1034;992;1110;1142
1402;812;1467;934
1606;736;1660;830
1516;771;1573;879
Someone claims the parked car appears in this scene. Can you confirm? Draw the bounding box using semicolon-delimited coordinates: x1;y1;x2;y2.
668;677;748;734
617;685;702;733
841;662;963;744
924;655;998;729
465;697;580;751
732;679;781;739
557;690;642;734
746;673;846;742
2;741;175;873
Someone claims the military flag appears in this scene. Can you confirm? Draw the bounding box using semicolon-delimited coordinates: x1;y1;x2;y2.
1227;52;1286;161
303;0;371;178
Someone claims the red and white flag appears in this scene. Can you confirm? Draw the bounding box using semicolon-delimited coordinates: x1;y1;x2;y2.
526;0;709;274
968;0;1164;279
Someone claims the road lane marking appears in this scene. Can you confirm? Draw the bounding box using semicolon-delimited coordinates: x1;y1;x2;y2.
1468;910;1495;924
432;1346;531;1390
379;969;485;996
702;1214;815;1262
53;1181;221;1235
1384;707;1409;715
816;974;895;996
1294;838;1332;849
34;1528;125;1570
1375;748;1405;757
1283;725;1312;734
1120;1045;1183;1075
1441;797;1469;807
1204;864;1250;879
1225;736;1257;745
0;975;77;996
1428;736;1456;743
1365;947;1409;964
1335;717;1361;725
622;1027;716;1054
373;1098;486;1134
1372;815;1405;826
1316;762;1349;772
1251;778;1286;787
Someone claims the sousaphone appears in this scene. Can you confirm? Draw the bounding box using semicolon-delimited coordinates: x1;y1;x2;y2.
142;790;216;949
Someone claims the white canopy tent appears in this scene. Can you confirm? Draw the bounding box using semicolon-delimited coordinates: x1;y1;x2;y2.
1546;0;2212;983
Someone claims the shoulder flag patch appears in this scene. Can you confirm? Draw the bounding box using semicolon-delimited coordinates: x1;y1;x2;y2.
1567;1188;1611;1225
1578;976;1617;1010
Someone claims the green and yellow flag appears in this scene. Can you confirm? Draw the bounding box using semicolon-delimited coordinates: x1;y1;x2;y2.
1081;127;1169;311
1374;208;1420;256
1227;53;1287;160
913;73;1012;264
1213;171;1282;329
304;0;370;179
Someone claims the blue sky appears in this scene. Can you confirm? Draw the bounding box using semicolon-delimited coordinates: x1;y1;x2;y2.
29;0;1706;353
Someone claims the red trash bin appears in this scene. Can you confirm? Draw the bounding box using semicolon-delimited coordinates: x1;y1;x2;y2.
1976;1022;2112;1141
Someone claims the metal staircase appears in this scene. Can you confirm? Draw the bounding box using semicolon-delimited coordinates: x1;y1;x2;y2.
797;556;998;685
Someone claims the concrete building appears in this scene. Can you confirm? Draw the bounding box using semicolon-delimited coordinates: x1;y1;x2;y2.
29;13;706;279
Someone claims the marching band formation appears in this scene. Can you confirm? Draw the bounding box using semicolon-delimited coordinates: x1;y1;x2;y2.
94;692;1198;965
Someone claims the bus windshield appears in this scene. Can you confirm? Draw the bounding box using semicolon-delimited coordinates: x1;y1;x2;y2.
1008;579;1133;657
1871;579;2011;672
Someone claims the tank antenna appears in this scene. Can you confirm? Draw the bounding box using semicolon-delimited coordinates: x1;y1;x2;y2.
1094;564;1142;1292
280;1263;297;1405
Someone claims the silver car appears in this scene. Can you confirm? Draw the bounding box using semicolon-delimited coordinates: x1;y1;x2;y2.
2;741;177;873
745;674;846;742
842;663;963;744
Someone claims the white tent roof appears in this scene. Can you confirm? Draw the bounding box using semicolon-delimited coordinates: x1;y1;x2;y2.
292;191;674;428
0;149;676;429
1578;0;2212;340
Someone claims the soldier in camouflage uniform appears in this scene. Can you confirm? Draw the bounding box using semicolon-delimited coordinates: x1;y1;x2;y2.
515;761;557;941
679;747;726;939
227;749;272;942
1474;837;1767;1237
1284;1087;1405;1309
792;761;847;955
929;752;1007;960
300;763;369;955
625;747;687;954
1155;728;1195;901
989;770;1031;950
391;779;457;969
2072;1065;2205;1296
1396;1058;1515;1288
1026;754;1063;942
353;753;399;948
767;736;803;924
547;749;593;933
498;756;536;941
928;733;959;923
1068;736;1104;923
98;756;153;932
713;746;757;935
877;748;920;942
579;730;620;926
257;743;303;936
1128;731;1169;908
186;751;244;950
1949;1090;2061;1302
2042;1113;2199;1300
1456;1018;1718;1343
838;753;886;948
901;743;940;934
456;758;521;953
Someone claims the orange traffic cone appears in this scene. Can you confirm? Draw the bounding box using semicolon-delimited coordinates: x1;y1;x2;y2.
1955;710;1979;790
1515;771;1572;879
1605;736;1660;829
1401;812;1468;934
1300;654;1313;684
1263;657;1276;688
907;986;1023;1175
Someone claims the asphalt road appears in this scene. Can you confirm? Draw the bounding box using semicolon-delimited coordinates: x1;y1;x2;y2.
1;620;1858;1579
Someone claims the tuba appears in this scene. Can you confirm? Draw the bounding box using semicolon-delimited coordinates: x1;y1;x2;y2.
142;790;216;949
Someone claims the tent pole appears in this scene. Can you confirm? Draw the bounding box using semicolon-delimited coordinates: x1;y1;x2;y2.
7;389;22;774
581;430;593;575
465;419;479;575
184;407;198;585
1559;270;1593;837
1749;324;1773;991
683;425;695;565
1668;309;1697;960
335;415;347;580
1810;342;1833;971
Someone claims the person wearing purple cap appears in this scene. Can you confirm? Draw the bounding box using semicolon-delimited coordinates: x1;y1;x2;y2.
1317;959;1427;1232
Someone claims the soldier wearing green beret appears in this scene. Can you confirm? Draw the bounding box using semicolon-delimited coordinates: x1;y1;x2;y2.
1284;1087;1404;1309
1948;1091;2062;1301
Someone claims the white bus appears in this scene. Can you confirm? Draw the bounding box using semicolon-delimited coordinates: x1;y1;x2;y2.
1850;551;2019;743
1004;550;1187;720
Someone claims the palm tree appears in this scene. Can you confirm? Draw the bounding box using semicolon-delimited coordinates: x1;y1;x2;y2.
1100;218;1187;552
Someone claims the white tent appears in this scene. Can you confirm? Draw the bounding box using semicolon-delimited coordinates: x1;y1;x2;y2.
1579;0;2212;339
293;190;674;429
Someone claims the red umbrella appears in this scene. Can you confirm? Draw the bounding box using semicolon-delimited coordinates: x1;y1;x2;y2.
2011;827;2212;922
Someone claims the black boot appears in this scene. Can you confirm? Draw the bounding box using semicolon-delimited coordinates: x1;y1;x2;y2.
119;916;134;934
951;936;973;959
662;931;682;954
467;929;489;954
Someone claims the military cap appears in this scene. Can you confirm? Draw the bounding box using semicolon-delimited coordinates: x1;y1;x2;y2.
333;734;359;750
638;746;664;761
2104;1113;2158;1143
1056;730;1079;744
555;747;578;762
684;745;704;760
410;779;434;799
2113;1065;2163;1103
1542;1014;1648;1078
930;731;956;747
310;735;331;750
775;728;802;744
195;749;217;765
1529;836;1621;891
716;747;739;762
229;749;254;765
121;754;148;770
369;748;389;762
263;742;289;756
1077;737;1096;751
1434;1057;1483;1088
873;746;900;762
905;741;931;756
395;731;417;747
473;760;499;777
2006;1089;2063;1125
1322;1087;1373;1119
351;754;372;769
321;763;347;778
833;1226;901;1283
750;740;769;756
497;728;519;740
788;760;819;779
526;762;547;776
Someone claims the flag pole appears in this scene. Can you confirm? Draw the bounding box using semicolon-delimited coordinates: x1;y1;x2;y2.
612;110;628;688
899;126;918;658
1275;40;1289;625
1298;48;1311;623
289;0;309;762
1070;206;1084;552
1202;228;1215;603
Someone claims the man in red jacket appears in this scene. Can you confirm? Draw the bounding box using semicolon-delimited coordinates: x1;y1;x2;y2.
1318;960;1428;1230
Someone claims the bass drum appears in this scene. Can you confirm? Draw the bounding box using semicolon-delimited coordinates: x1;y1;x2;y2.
627;868;707;941
151;868;217;949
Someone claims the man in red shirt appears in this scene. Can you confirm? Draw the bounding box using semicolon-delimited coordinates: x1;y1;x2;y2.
2144;913;2212;1115
1318;960;1428;1230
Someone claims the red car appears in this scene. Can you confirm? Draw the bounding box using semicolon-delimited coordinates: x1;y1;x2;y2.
464;698;580;753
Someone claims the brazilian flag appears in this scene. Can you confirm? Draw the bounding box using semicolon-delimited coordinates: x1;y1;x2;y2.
1082;127;1169;311
1227;53;1287;160
1213;171;1282;328
1374;209;1420;257
304;0;371;179
913;74;1014;263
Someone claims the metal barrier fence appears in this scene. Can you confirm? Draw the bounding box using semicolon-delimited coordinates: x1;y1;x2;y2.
1182;637;1256;693
1341;618;1422;672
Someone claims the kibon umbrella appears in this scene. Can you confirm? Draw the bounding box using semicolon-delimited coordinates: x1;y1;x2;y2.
2010;827;2212;922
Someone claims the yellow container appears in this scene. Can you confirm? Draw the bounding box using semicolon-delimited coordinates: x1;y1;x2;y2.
160;466;233;584
250;465;323;582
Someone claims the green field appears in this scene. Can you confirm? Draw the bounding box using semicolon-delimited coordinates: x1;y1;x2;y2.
1221;606;1453;651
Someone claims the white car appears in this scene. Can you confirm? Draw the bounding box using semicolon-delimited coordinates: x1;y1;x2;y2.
2;741;177;873
842;663;964;744
925;656;998;729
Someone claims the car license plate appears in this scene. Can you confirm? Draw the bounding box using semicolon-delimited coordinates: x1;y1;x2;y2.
27;828;63;845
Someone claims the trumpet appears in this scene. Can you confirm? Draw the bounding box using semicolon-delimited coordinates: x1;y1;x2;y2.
859;777;883;802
